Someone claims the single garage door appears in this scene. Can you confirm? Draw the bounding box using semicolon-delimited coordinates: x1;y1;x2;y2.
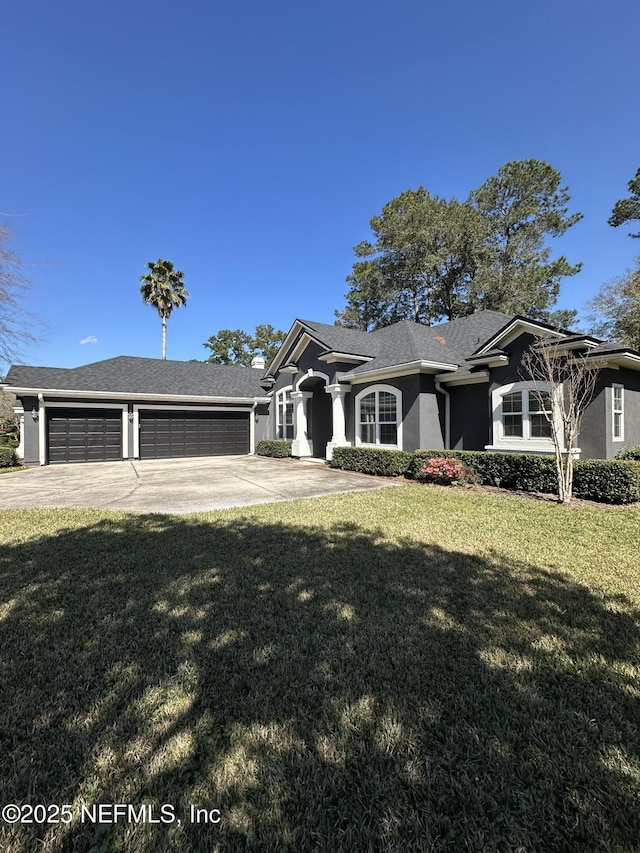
138;410;249;459
47;408;123;464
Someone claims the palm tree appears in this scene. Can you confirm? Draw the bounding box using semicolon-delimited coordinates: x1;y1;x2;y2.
139;259;189;359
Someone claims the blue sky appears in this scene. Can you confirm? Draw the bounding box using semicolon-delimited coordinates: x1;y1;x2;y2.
3;0;639;371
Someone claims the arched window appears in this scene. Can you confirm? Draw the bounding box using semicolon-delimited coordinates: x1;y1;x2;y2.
276;387;294;440
355;385;402;448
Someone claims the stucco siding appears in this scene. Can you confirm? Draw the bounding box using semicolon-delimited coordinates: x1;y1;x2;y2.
605;368;640;457
16;395;40;465
348;374;424;451
418;374;445;451
579;375;608;459
449;383;490;450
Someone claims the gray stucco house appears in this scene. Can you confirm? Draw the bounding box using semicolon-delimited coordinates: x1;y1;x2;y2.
3;310;640;465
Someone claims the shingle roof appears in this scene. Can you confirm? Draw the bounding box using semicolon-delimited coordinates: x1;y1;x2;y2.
296;311;515;374
588;341;640;356
297;320;380;357
4;356;267;398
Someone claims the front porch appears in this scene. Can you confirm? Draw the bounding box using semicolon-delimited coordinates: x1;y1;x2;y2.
290;373;349;461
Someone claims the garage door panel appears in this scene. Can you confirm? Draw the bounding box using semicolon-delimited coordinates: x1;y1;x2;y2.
47;409;123;464
139;411;249;459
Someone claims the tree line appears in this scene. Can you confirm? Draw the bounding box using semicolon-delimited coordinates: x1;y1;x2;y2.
336;159;583;331
1;163;639;372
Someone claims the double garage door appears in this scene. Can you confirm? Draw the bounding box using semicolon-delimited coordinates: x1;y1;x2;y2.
138;410;249;459
47;408;249;463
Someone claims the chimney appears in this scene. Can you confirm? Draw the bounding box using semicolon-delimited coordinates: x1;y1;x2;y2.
251;355;266;370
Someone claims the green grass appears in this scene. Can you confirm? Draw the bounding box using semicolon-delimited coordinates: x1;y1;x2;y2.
1;486;639;852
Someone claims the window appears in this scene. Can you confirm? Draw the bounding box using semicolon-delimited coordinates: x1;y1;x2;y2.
528;391;553;439
489;382;558;452
500;388;553;440
612;384;624;441
356;386;400;447
502;391;523;437
276;389;294;440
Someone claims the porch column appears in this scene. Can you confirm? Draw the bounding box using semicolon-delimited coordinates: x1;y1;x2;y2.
291;391;313;457
38;398;46;466
14;405;25;461
325;384;349;461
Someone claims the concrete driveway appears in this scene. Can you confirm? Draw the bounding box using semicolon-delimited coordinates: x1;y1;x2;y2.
0;455;397;514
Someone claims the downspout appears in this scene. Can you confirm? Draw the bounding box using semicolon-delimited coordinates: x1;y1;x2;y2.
434;380;450;450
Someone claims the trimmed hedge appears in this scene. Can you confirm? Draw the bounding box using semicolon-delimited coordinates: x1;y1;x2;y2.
256;440;292;458
329;446;640;504
330;446;413;477
410;450;558;493
573;459;640;504
0;447;17;468
616;445;640;461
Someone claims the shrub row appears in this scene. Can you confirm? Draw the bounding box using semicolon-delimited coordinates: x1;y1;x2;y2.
329;446;640;504
411;449;559;492
256;440;293;458
330;446;413;477
0;447;17;468
616;445;640;461
573;459;640;504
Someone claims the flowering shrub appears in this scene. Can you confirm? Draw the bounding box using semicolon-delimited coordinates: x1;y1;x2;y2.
421;457;472;486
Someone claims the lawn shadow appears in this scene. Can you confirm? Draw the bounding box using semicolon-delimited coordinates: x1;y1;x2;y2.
0;511;639;851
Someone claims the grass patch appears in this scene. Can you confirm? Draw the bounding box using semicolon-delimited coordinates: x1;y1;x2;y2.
1;488;639;851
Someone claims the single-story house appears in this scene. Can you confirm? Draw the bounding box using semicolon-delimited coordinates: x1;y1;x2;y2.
3;310;640;465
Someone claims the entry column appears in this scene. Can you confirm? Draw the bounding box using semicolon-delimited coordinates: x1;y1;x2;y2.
325;384;349;461
291;391;313;457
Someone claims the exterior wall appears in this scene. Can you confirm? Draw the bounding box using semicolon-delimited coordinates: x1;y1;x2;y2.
487;332;538;395
418;374;445;450
583;367;640;458
486;334;640;459
16;395;40;465
449;382;490;451
578;374;607;459
348;374;439;453
622;373;640;451
255;402;271;447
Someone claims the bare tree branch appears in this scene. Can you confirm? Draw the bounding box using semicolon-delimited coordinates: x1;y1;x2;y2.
0;220;39;370
521;338;601;503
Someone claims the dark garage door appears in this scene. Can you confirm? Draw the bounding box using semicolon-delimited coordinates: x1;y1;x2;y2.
139;410;249;459
47;408;123;464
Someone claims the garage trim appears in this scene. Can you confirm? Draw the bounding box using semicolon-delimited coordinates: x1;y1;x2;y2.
132;403;255;457
41;401;128;465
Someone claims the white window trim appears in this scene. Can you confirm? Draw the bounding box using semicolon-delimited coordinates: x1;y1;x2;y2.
354;384;403;450
275;386;294;441
612;383;624;442
487;381;565;454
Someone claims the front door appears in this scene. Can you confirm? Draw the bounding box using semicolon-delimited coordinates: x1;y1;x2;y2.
308;384;332;458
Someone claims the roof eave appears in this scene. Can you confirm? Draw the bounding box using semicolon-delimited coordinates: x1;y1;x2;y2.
7;387;270;404
341;359;459;384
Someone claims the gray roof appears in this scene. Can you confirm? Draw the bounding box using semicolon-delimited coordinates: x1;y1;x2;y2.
298;320;380;357
296;311;515;374
588;341;639;356
4;356;267;399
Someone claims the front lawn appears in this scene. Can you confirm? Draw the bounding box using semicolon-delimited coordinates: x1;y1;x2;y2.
1;487;639;852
